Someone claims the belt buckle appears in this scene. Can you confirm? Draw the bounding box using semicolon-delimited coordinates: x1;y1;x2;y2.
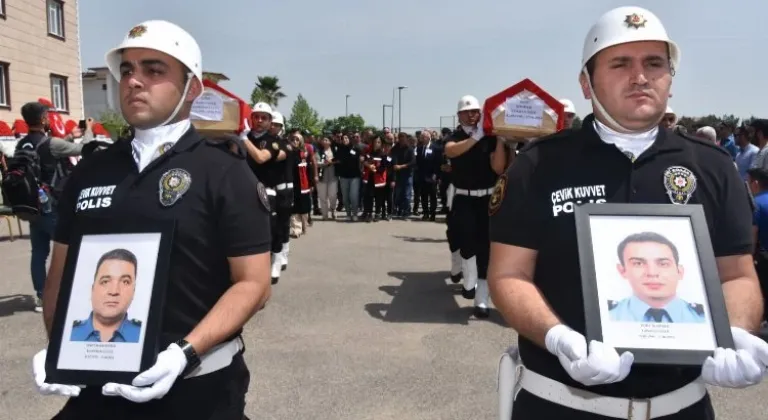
627;397;652;420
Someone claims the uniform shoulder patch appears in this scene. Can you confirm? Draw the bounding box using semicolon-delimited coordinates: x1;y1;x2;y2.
256;181;270;211
488;174;508;216
690;302;705;316
607;300;619;310
677;131;733;159
129;318;142;326
206;135;246;159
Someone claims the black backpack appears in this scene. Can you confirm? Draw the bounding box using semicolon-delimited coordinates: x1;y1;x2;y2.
1;137;52;221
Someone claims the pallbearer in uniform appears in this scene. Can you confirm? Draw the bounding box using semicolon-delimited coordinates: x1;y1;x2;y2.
243;102;291;285
271;111;295;271
32;20;271;419
444;95;508;318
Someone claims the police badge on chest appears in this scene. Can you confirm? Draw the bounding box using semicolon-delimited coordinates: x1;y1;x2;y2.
159;169;192;207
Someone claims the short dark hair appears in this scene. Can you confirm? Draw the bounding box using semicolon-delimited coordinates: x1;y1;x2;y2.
752;119;768;138
21;102;49;126
748;167;768;189
94;248;138;279
617;232;679;266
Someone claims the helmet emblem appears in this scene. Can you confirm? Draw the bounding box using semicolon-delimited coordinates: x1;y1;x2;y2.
128;24;147;38
624;13;647;29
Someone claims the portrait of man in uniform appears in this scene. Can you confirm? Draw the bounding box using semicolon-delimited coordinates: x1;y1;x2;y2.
607;231;706;324
69;248;142;343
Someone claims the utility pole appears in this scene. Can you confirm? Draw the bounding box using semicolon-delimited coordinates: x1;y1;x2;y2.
397;86;407;133
345;94;350;116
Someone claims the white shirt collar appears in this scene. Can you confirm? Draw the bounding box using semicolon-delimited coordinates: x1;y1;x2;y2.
593;119;658;161
131;119;191;172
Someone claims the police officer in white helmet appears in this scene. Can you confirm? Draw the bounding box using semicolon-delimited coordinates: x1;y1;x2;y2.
270;110;285;138
490;6;768;419
32;20;271;419
444;94;509;318
559;99;577;129
242;103;294;284
663;105;677;129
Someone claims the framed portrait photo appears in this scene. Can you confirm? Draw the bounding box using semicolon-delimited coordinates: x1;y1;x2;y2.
574;203;734;366
45;217;175;385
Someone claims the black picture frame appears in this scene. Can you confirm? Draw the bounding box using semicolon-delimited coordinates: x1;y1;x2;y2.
575;203;734;366
45;216;175;385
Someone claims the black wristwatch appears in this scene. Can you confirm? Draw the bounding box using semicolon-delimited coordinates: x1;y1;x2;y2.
175;339;201;376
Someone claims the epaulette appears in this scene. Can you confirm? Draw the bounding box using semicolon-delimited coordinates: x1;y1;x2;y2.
607;300;619;310
517;129;574;154
129;318;142;326
72;319;83;327
689;302;705;316
676;131;733;159
206;134;247;159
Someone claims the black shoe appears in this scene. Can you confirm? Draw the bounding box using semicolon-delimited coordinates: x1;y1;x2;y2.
271;277;279;285
429;214;436;222
422;215;429;221
281;264;287;271
462;287;476;299
474;306;490;319
450;272;463;284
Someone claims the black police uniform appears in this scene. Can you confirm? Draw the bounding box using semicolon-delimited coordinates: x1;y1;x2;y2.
52;127;271;420
489;114;751;419
246;132;293;279
448;127;499;298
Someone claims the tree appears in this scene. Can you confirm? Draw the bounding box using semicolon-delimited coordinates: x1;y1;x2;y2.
98;109;129;140
249;75;286;107
322;114;367;134
571;115;583;130
287;94;323;135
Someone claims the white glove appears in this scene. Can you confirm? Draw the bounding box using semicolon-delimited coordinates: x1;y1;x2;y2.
239;119;251;140
33;349;84;397
471;113;485;141
701;327;768;388
546;324;634;386
102;343;187;403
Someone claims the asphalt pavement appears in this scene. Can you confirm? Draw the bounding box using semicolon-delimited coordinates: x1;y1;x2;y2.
0;218;766;419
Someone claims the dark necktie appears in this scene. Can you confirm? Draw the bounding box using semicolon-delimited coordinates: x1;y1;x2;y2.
645;308;671;323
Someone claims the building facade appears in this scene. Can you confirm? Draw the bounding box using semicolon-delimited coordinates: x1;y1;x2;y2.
82;66;119;119
0;0;83;124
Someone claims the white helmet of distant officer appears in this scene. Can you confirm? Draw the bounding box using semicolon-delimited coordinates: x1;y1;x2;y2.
270;111;285;137
105;20;204;130
662;105;676;129
457;95;481;131
559;99;577;129
579;7;680;134
250;102;273;138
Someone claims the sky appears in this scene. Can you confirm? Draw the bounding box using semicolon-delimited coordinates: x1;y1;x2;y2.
79;0;766;130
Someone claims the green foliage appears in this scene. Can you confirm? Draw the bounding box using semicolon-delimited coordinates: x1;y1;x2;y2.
249;75;286;107
287;94;323;135
322;114;367;134
98;109;129;139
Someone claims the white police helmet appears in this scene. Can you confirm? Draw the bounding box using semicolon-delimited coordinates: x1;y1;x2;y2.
251;102;273;116
581;6;680;72
457;95;481;113
272;111;284;126
105;20;203;86
559;99;576;114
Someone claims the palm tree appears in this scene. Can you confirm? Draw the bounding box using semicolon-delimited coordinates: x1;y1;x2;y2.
250;76;287;107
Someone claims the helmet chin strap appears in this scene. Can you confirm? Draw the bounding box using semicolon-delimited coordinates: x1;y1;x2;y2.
159;72;195;127
583;68;642;134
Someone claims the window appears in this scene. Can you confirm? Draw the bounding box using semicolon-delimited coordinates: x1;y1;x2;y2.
47;0;65;39
0;63;9;109
50;74;69;112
